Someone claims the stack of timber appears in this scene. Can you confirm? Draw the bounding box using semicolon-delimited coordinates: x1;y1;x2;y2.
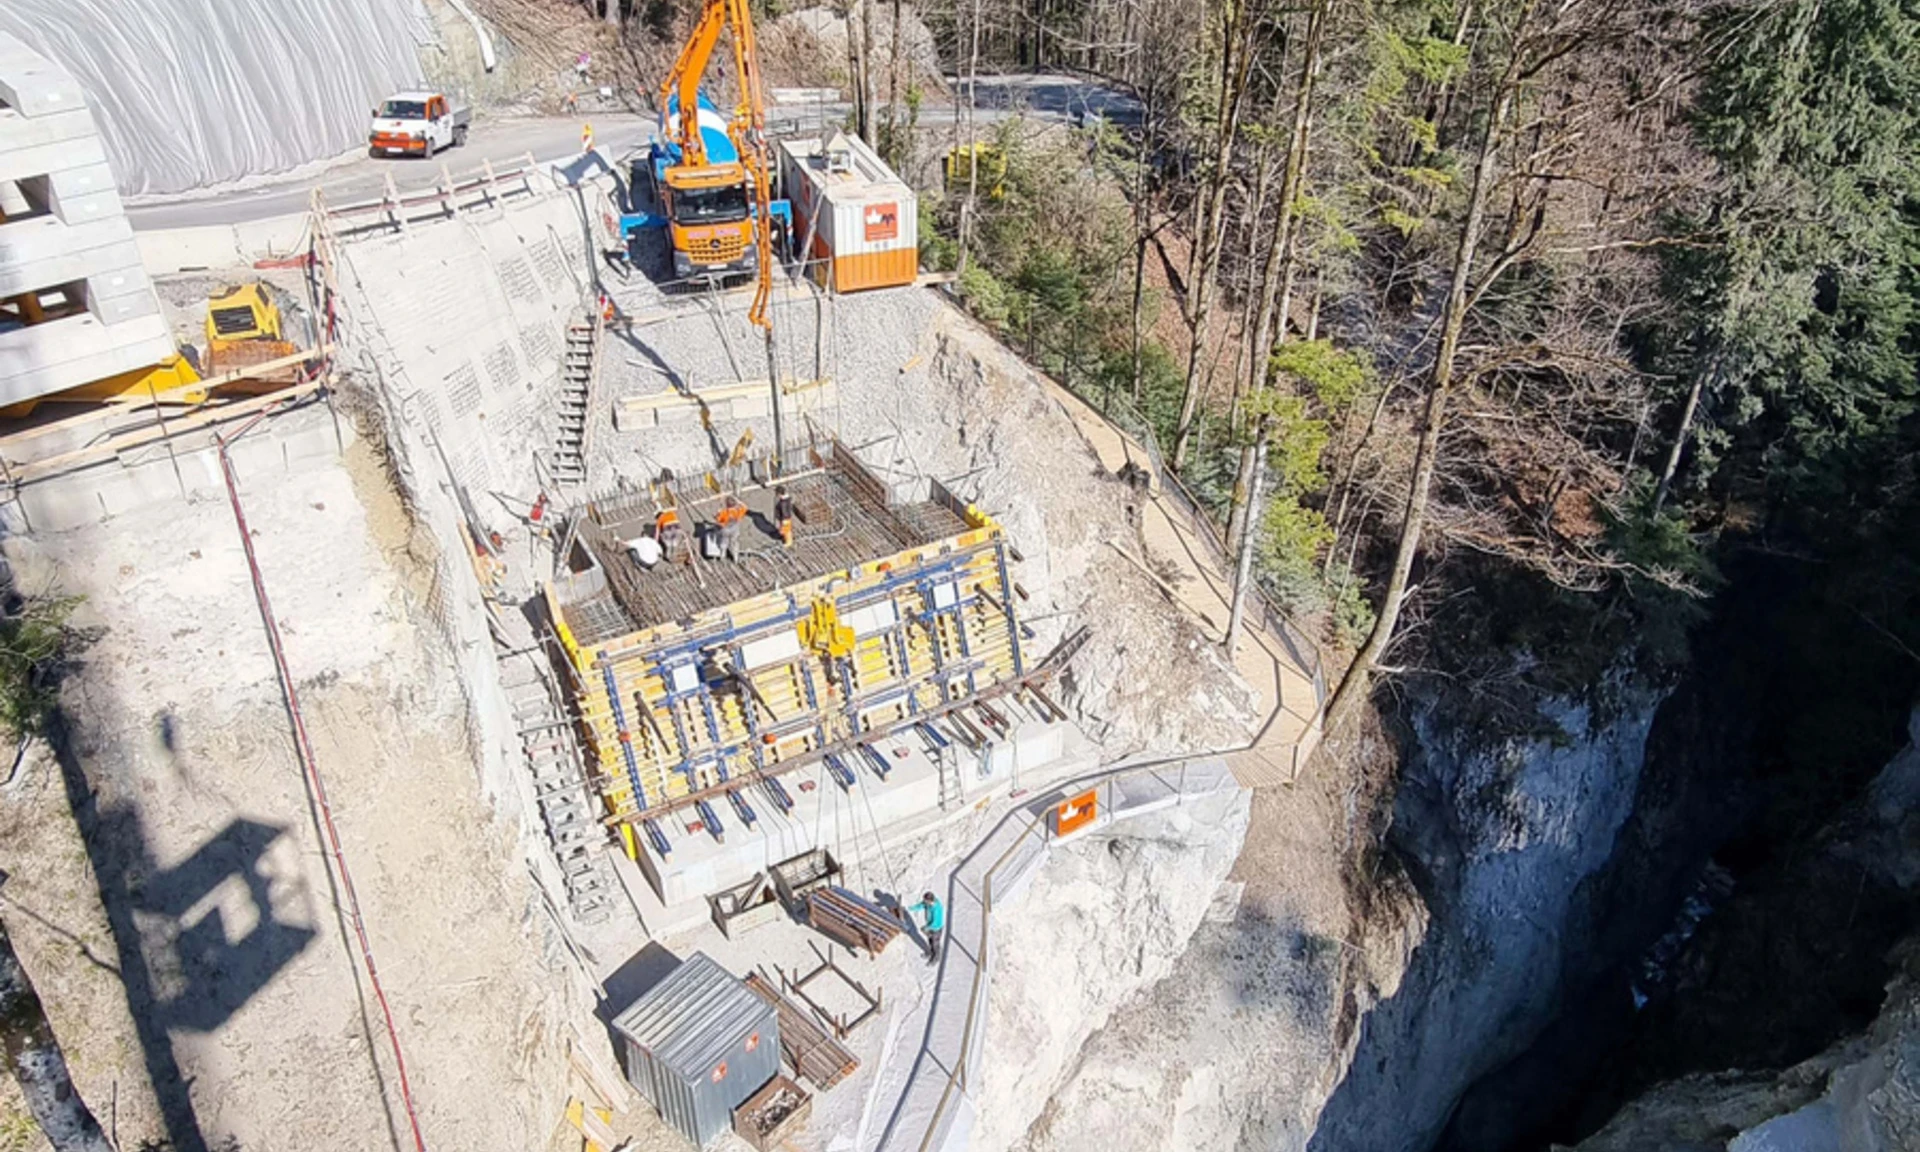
804;885;901;955
744;972;859;1090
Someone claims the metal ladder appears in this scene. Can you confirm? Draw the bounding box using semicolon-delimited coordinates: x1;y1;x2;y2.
551;316;596;487
501;652;614;925
934;742;962;812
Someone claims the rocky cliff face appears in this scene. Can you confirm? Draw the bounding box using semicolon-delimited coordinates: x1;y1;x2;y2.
972;787;1256;1152
1306;690;1665;1152
1570;711;1920;1152
1009;720;1424;1152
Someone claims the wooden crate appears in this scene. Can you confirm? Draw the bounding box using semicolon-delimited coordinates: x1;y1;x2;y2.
709;872;788;939
770;848;841;916
733;1074;812;1151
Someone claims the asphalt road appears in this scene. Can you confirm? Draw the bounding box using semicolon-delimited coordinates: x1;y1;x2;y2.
122;76;1140;231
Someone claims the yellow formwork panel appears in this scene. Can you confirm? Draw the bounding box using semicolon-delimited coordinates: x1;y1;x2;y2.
550;525;1026;833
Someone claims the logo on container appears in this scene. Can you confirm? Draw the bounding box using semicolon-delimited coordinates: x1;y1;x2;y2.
864;202;899;242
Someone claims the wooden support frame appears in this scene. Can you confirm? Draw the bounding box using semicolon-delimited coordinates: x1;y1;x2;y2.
778;941;882;1040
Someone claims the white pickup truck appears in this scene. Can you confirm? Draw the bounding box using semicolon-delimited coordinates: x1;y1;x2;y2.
368;91;471;158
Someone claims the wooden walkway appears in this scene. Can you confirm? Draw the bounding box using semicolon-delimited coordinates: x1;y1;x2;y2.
1046;385;1325;786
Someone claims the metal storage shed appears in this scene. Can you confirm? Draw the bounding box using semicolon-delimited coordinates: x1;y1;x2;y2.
612;952;781;1148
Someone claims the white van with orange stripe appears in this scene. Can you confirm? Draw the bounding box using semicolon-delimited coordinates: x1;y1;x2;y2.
368;91;471;158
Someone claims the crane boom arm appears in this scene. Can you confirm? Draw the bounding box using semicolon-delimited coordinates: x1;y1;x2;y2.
660;0;729;166
723;0;776;328
656;0;778;330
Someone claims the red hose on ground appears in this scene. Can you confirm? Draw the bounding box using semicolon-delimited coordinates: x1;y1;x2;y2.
216;424;429;1152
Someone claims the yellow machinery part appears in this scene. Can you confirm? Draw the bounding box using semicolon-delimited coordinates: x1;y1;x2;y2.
0;353;205;420
944;143;1007;200
205;282;283;351
797;598;855;660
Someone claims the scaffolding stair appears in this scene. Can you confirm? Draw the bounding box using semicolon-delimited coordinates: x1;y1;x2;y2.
501;651;614;925
551;317;597;487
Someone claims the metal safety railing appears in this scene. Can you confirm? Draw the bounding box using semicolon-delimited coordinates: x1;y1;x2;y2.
316;150;542;234
875;756;1238;1152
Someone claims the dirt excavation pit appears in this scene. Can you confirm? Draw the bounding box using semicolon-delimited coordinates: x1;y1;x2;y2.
0;419;582;1150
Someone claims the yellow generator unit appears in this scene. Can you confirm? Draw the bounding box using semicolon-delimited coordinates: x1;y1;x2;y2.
205;283;299;377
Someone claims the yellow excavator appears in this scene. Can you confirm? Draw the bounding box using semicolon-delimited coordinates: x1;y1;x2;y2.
203;283;301;377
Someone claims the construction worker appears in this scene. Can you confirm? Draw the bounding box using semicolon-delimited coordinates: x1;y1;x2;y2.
774;485;795;548
630;531;663;570
908;891;944;965
715;496;748;561
655;505;686;564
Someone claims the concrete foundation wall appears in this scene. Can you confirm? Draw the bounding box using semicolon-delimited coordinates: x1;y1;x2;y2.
333;181;610;823
0;404;347;536
134;214;309;275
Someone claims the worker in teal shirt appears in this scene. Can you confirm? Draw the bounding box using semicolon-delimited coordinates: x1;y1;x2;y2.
909;891;945;965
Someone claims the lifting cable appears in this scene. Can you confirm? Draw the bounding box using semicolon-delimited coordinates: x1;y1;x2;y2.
216;411;429;1152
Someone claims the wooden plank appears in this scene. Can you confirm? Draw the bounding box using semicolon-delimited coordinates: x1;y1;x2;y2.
567;1023;635;1112
7;378;328;483
744;973;859;1090
565;1098;618;1147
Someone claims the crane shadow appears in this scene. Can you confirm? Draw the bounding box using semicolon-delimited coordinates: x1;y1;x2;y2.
46;707;324;1152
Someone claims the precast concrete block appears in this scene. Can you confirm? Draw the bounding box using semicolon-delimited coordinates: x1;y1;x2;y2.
166;445;226;501
224;433;289;486
46;187;121;226
0;65;86;119
0;211;134;263
100;455;190;517
0;225;141;297
88;291;161;326
0;312;175;404
653;401;701;426
728;391;771;420
43;163;114;202
0;107;94;153
613;404;658;433
0;136;107;184
87;263;157;304
134;225;243;275
279;415;348;472
15;474;105;532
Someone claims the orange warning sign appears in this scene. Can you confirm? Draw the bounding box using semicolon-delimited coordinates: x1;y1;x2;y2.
863;201;899;242
1053;789;1098;837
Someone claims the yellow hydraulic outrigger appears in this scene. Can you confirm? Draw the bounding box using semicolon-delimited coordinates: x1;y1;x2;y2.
659;0;778;329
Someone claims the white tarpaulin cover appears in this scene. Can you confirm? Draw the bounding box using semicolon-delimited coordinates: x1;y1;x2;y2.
0;0;430;195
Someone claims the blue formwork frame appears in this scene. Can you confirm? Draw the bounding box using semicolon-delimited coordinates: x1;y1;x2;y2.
993;539;1027;676
891;626;917;708
600;659;673;858
601;661;651;814
729;643;771;773
728;788;757;827
588;537;1023;833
